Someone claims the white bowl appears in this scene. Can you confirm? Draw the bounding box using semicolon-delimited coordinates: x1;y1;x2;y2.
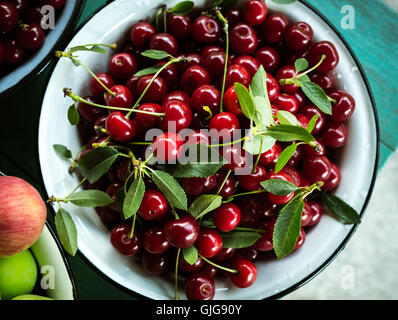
38;0;379;300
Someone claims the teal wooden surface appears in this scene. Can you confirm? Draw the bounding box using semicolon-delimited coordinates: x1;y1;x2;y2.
0;0;396;299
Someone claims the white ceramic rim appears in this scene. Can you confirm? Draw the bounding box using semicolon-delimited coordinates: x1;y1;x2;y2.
37;0;379;300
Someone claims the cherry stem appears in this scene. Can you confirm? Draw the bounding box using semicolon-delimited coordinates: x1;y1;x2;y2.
128;141;152;146
223;189;267;203
252;136;264;173
208;136;248;148
69;145;87;174
215;9;229;113
216;169;232;196
128;213;137;239
163;6;168;33
174;248;181;300
296;54;327;79
198;253;238;274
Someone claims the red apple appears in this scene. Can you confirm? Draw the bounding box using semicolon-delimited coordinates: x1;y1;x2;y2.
0;176;47;258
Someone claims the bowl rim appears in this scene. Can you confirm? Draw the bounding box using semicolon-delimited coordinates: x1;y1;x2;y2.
0;0;87;98
35;0;380;300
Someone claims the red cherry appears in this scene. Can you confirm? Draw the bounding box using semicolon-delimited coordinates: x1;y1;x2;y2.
254;46;280;72
167;13;192;40
253;233;273;252
164;215;200;248
230;23;258;55
329;90;356;122
3;37;26;65
223;85;242;116
149;33;179;56
222;145;251;172
77;96;106;123
307;201;323;227
285;22;314;52
197;229;223;258
143;227;170;254
192;16;221;44
266;170;295;205
152;132;184;163
204;51;232;79
301;202;312;227
129;21;156;47
209;112;240;142
275;93;299;114
184;130;210;145
0;1;19;33
233;55;261;77
259;144;278;167
322;120;348;148
225;64;251;89
309;41;339;73
135;103;163;128
214;170;236;198
295;228;306;250
162;90;190;105
90;73;115;98
229;258;257;288
243;0;268;26
182;176;217;196
156;61;178;86
323;162;341;191
276;65;299;94
309;71;335;93
159;99;192;132
142;251;169;275
108;53;137;80
16;23;44;51
110;224;142;256
105;112;136;142
180;65;211;94
263;13;289;43
299;105;326;135
185;272;215;300
179;255;205;273
266;73;280;102
213;203;241;232
105;85;133;109
138;190;168;221
136;75;168;103
191;84;221;114
238;165;267;191
302;155;332;183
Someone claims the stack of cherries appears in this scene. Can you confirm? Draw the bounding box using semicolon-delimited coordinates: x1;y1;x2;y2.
0;0;66;75
75;0;355;300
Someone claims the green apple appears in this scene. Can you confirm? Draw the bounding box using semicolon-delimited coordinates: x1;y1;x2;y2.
12;294;53;300
0;250;38;300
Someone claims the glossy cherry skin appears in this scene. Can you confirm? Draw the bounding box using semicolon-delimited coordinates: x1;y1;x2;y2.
159;99;192;132
253;233;273;252
164;215;200;249
135;103;163;128
285;22;313;52
77;96;106;123
233;55;260;77
201;45;224;58
149;33;179;56
329;90;356;122
213;203;241;232
209;112;240;142
180;65;211;94
136;75;167;103
105;85;133;109
16;23;44;51
294;228;306;250
222;145;251;172
0;1;19;33
282;165;301;187
167;13;192;40
238;195;277;226
300;202;313;227
243;0;268;26
309;71;335;93
229;258;257;288
105;182;122;211
138;190;168;221
276;65;299;94
200;264;218;278
105;112;136;142
214;248;236;261
143;227;170;254
299;105;326;136
3;37;26;65
307;201;323;227
223;85;243;116
254;46;280;72
296;113;309;129
275;93;299;114
266;170;296;205
238;165;268;191
90;73;115;98
192;16;221;44
176;53;204;73
179;255;205;272
197;229;223;258
156;61;178;86
129;21;156;47
294;91;307;108
309;41;339;73
259;144;278;167
302;155;332;183
230;23;258;55
110;224;142;256
108;53;137;80
302;138;326;159
182;175;217;196
184;130;210;145
152;132;184;163
185;272;215;300
214;170;236;198
162;90;190;105
266;73;280;102
322;121;348;148
263;13;289;43
142;251;169;275
191;84;221;114
225;64;251;89
323;162;341;191
204;51;232;79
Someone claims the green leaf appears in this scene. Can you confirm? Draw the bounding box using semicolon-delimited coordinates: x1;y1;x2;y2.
68;190;113;207
301;81;332;115
261;179;299;196
221;231;262;249
71;59;81;67
183;246;199;265
169;1;194;14
141;49;171;60
271;0;297;4
307;114;319;133
133;65;163;77
123;176;145;220
168;144;225;178
77;147;119;184
188;194;222;219
69;45;107;54
234;82;256;121
55;208;78;256
244;134;276;155
249;65;268;99
294;58;309;73
199;218;215;228
274;144;298;173
53;144;72;159
324;193;361;224
115;188;126;214
253;96;274;129
265;124;315;143
67;103;79;126
151;170;188;210
277;110;298;126
273;198;304;259
300;74;311;83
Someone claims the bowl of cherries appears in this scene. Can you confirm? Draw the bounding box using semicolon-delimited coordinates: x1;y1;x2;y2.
0;0;85;96
38;0;378;300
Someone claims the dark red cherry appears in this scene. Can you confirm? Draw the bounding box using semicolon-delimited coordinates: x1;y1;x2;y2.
301;202;312;227
238;165;267;191
309;41;339;73
105;112;136;142
201;45;224;59
162;90;190;105
108;53;137;80
197;229;223;258
282;165;301;187
125;75;139;97
253;233;273;252
182;175;217;196
274;93;299;114
229;258;257;288
159;99;192;132
254;46;280;72
110;224;142;256
129;21;156;47
185;272;215;300
309;71;335;93
307;201;323;227
222;145;251;172
142;251;169;276
285;22;313;52
302;155;332;183
143;227;170;254
135;103;163;128
0;39;4;63
263;13;289;43
105;85;133;109
266;170;295;205
204;51;232;79
299;105;326;136
294;91;307;108
184;130;210;145
180;65;211;94
276;65;299;93
223;85;242;116
191;84;221;114
213;203;241;232
156;61;178;86
329;90;356;122
214;248;236;261
200;264;218;278
209;112;240;142
322;121;348;148
90;73;115;99
296;113;309;129
77;96;106;123
294;228;306;250
266;73;280;102
192;16;221;44
323;162;341;191
24;6;43;24
152;132;184;162
225;64;251;89
138;190;168;221
214;170;236;198
243;0;267;26
3;37;26;65
16;23;44;51
136;75;167;103
105;182;122;212
164;215;200;248
233;55;260;77
302;138;326;158
167;13;192;40
176;53;204;73
12;0;29;13
0;1;19;33
230;23;258;55
179;255;205;272
149;33;179;56
259;144;278;167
